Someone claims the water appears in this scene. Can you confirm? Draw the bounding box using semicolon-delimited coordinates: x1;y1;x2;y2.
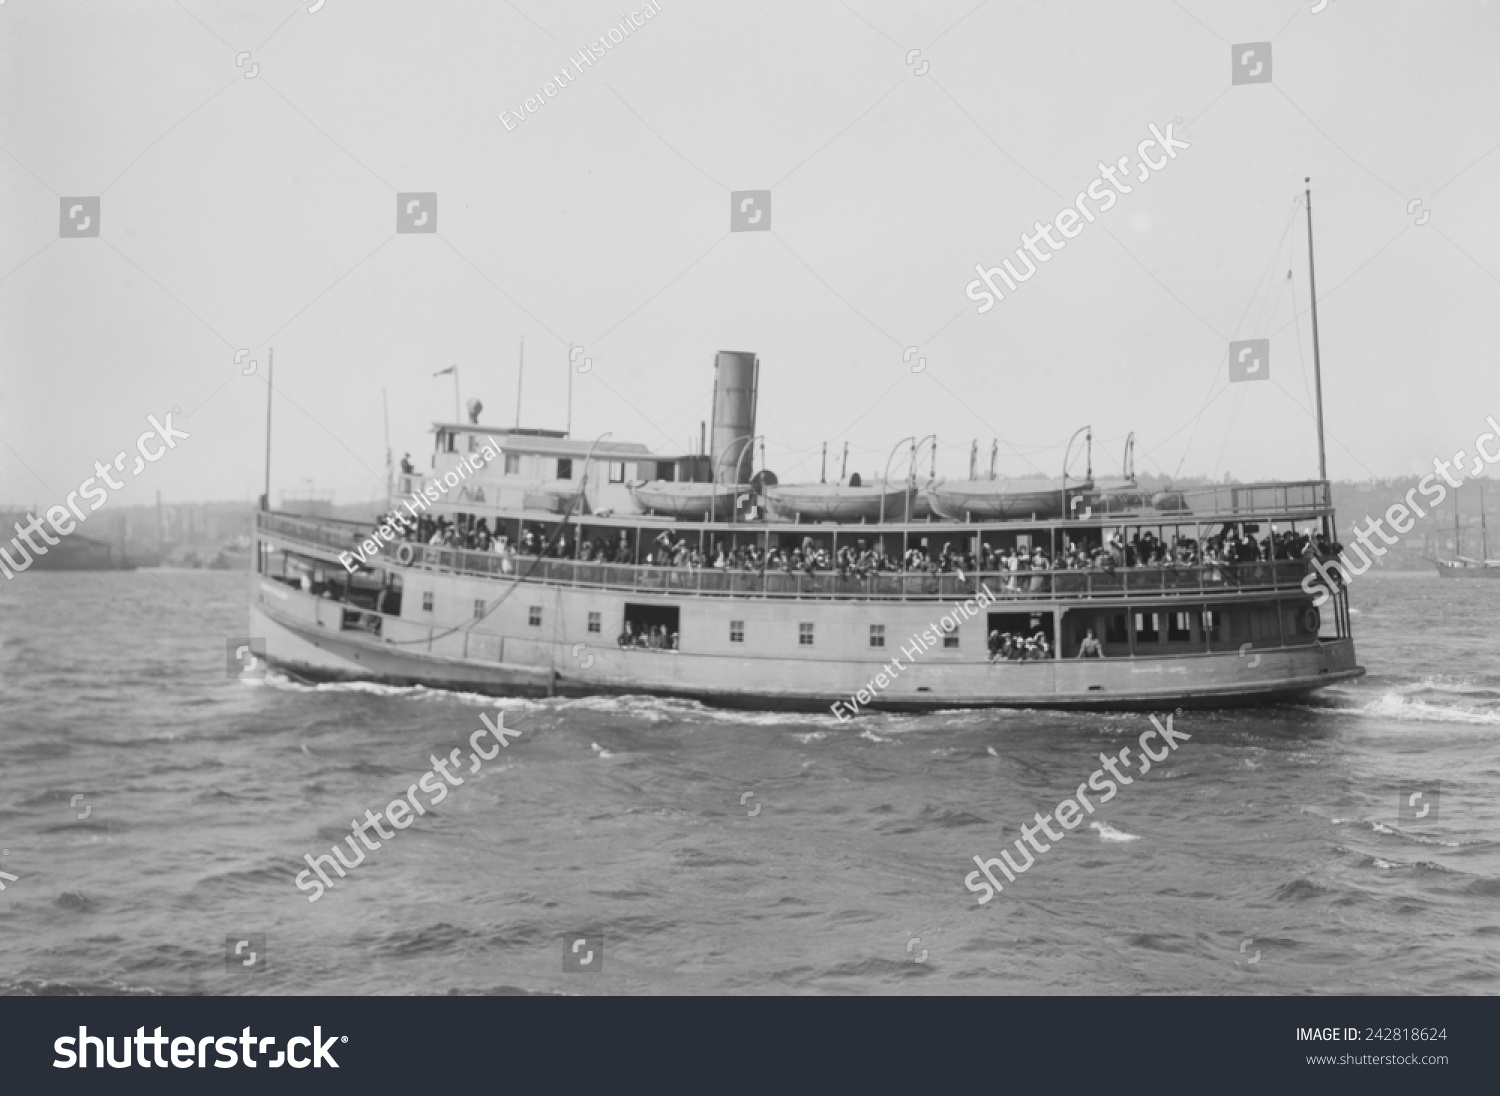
1;570;1496;995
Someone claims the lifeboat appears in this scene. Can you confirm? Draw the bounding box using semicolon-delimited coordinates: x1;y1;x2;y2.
630;481;743;520
927;476;1092;521
1086;477;1154;514
764;483;911;522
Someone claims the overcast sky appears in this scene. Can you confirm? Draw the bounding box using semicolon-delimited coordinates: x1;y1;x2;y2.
2;0;1496;509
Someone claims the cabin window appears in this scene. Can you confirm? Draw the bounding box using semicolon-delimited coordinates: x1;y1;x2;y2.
473;599;485;620
1105;613;1128;644
730;620;744;643
799;623;814;646
557;458;573;481
528;606;542;627
504;454;521;475
942;621;960;648
1168;612;1193;642
588;611;601;633
869;624;885;648
1134;612;1160;643
421;591;434;612
1201;610;1221;641
608;462;626;483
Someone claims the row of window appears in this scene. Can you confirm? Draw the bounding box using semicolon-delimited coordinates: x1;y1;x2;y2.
498;454;633;483
419;599;964;648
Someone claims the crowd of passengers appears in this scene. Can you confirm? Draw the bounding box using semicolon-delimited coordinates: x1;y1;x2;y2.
614;621;679;650
380;513;1344;581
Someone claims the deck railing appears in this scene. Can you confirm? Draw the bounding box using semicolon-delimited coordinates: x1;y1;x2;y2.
261;512;1319;602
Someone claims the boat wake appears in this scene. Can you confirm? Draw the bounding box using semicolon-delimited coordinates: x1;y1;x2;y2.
1317;676;1500;726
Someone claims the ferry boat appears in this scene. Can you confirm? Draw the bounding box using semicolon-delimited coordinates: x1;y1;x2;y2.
248;348;1364;711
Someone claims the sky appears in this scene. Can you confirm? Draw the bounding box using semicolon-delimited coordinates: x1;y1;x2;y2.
2;0;1497;510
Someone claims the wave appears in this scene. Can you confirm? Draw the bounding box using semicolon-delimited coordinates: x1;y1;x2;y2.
1359;692;1500;725
1090;821;1139;843
1347;819;1465;848
1314;675;1500;725
258;676;822;726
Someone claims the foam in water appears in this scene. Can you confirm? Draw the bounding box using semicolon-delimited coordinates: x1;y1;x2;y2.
1362;692;1500;725
1090;821;1140;843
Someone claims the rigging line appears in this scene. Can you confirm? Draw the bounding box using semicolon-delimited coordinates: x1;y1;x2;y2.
1268;378;1380;481
1166;376;1235;482
1209;384;1247;482
1238;200;1302;338
1169;198;1300;479
1251;258;1294;348
922;370;1048;477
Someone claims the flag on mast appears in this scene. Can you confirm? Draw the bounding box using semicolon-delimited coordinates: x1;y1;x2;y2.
432;366;456;376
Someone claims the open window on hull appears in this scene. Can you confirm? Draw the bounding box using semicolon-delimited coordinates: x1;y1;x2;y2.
986;611;1055;660
620;603;680;650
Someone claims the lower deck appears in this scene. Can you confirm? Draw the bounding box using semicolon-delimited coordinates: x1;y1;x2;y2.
248;564;1364;712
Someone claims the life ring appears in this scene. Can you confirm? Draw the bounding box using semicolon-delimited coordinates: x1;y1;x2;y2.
1301;606;1320;634
396;543;415;566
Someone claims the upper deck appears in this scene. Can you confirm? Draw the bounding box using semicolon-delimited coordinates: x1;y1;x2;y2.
258;510;1326;605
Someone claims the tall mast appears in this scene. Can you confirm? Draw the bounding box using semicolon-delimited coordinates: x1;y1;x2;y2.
262;347;273;510
1455;485;1462;558
1305;179;1330;535
1482;482;1490;561
515;336;525;430
382;387;392;506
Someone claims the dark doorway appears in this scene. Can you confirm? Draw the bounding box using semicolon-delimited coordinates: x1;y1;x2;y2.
987;610;1055;657
621;603;681;649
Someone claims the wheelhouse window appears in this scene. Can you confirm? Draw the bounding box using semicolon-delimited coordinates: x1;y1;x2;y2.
608;462;626;483
504;453;521;475
557;458;573;480
799;622;814;646
869;624;885;648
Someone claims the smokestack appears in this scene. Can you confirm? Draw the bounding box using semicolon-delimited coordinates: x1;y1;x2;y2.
709;351;758;484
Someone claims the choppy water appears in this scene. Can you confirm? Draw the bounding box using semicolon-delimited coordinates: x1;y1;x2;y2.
0;570;1496;995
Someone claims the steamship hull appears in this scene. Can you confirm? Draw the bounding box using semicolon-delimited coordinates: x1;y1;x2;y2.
248;545;1363;712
